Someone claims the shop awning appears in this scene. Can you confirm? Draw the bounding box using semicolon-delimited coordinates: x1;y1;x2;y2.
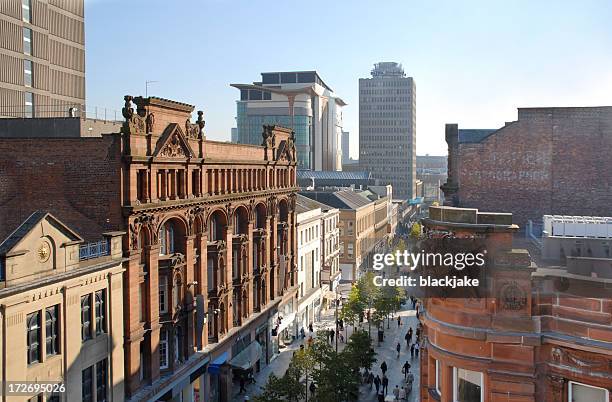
207;351;228;375
229;342;262;370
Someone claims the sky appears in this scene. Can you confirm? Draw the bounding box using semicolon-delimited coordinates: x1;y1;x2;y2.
85;0;612;157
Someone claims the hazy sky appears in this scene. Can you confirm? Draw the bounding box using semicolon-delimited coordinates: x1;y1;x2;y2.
85;0;612;157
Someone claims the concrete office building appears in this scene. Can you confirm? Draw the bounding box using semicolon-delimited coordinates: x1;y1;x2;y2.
0;0;85;118
232;71;346;171
341;130;350;165
0;212;125;401
359;62;416;199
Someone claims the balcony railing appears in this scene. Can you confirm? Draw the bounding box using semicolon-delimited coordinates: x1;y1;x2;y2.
79;240;109;260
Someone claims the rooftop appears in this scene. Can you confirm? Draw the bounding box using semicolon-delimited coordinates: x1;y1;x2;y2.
458;129;498;143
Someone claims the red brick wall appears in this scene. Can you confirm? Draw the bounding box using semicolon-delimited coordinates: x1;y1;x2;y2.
454;107;612;227
0;135;123;241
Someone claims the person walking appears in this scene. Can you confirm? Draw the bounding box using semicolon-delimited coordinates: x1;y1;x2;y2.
368;371;374;389
399;386;406;401
309;322;314;333
402;361;411;380
415;342;420;358
309;381;316;398
329;328;335;344
382;374;389;395
393;385;400;400
239;375;246;394
408;327;413;343
374;374;381;394
404;331;410;348
397;316;401;327
410;343;415;359
381;360;388;375
396;342;401;358
377;389;385;402
300;327;306;339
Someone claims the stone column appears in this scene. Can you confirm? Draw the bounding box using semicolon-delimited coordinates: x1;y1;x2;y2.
247;220;254;315
146;243;161;384
225;224;234;330
184;235;196;357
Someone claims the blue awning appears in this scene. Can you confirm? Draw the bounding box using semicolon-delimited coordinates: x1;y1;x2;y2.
207;351;228;375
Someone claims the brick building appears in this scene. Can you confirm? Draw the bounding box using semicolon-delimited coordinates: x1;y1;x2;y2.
442;107;612;227
0;95;299;401
419;206;612;402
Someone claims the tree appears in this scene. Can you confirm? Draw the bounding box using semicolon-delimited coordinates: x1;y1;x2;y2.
344;330;377;371
410;222;422;239
293;346;317;402
253;365;304;402
311;336;361;402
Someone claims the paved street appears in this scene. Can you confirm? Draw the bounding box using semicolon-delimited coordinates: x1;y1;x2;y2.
234;301;420;401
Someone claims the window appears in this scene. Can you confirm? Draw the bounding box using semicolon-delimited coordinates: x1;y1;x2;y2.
159;276;168;313
160;329;169;369
300;256;304;271
159;222;175;255
96;359;108;402
280;72;297;84
24;59;32;87
453;367;483;402
95;290;106;335
81;295;92;341
23;27;32;55
174;327;182;362
82;365;93;402
569;381;608;402
26;311;41;364
435;360;441;394
24;91;33;118
45;305;59;356
348;243;354;258
22;0;31;23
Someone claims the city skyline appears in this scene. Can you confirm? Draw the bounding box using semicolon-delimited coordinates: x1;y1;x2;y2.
85;0;612;157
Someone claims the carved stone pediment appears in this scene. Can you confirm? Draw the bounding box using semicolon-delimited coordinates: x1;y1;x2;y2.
153;123;195;159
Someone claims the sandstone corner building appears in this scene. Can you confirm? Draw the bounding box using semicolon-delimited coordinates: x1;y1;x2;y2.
0;95;300;401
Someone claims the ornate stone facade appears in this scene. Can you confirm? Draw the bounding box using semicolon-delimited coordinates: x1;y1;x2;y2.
0;95;299;401
419;206;612;402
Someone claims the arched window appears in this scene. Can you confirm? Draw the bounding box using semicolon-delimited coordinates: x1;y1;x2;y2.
45;305;59;356
159;222;175;255
27;311;41;364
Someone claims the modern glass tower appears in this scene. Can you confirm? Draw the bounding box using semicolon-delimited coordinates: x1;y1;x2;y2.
232;71;346;171
359;62;416;199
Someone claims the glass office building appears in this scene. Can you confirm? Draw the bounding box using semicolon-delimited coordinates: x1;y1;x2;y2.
232;71;345;171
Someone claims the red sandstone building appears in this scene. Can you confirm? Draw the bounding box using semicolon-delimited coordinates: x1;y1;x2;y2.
0;95;299;401
442;106;612;227
419;206;612;402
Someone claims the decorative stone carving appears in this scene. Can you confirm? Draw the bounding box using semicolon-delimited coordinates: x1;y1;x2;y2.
121;95;146;135
185;118;200;140
146;112;155;133
500;281;527;310
196;110;205;138
130;213;160;249
160;134;186;158
548;375;565;402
